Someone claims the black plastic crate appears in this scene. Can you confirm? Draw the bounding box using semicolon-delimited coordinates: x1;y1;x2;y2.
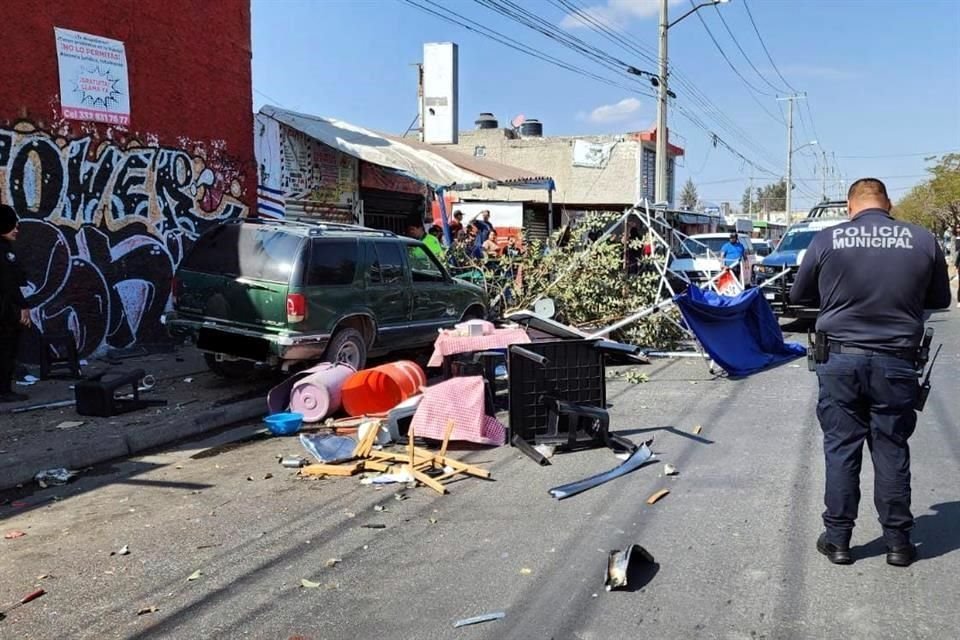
508;339;606;444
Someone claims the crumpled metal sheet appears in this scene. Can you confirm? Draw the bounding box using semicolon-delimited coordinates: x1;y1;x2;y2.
548;443;653;500
298;434;356;464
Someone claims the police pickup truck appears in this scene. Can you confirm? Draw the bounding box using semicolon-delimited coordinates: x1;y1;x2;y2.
752;217;845;318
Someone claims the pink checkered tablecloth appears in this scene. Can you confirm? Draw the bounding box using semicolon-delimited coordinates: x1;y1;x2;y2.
426;327;531;368
409;376;506;446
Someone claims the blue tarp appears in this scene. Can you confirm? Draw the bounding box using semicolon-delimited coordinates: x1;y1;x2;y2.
674;286;806;377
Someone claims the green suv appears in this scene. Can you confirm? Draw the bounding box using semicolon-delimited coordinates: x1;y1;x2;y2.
163;218;487;377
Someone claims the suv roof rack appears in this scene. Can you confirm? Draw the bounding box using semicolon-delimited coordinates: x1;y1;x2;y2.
239;216;397;238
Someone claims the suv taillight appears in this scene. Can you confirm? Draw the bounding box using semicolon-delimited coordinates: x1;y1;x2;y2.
171;276;181;306
286;293;306;324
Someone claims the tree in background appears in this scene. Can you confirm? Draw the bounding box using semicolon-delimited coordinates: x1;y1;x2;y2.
680;178;698;210
741;181;786;215
895;153;960;232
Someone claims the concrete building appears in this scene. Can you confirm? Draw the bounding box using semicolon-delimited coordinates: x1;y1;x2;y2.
434;114;684;232
1;1;255;361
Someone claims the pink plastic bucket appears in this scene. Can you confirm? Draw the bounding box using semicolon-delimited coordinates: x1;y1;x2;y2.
288;362;356;422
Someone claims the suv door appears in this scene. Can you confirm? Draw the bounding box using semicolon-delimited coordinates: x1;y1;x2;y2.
404;242;458;345
366;240;414;349
297;238;361;334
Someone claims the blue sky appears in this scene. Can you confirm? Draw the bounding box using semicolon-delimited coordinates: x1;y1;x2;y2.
252;0;960;211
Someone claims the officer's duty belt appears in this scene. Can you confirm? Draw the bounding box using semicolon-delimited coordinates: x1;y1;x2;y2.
828;343;918;363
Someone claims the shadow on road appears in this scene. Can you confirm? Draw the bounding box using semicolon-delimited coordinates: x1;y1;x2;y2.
617;425;715;445
852;501;960;562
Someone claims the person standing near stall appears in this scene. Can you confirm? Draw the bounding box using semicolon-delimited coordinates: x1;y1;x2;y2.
0;204;31;403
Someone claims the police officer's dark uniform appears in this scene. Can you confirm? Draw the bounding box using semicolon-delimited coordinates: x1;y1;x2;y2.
790;179;951;566
0;204;29;403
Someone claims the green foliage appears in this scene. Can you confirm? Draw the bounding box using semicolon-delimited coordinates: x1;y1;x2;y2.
451;213;685;349
895;153;960;232
740;181;786;214
680;178;698;210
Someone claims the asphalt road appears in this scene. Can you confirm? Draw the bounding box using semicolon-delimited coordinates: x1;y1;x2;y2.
2;309;959;640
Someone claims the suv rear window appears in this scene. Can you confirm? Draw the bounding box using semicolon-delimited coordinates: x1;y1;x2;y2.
307;239;359;286
181;224;303;283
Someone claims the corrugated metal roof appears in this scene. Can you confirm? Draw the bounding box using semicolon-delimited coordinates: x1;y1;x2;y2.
259;106;553;191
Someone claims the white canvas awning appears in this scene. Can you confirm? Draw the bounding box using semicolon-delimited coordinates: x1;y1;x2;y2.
259;105;488;189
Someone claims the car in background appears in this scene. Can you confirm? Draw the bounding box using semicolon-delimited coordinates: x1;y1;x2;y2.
752;239;773;261
806;200;848;219
164;218;487;377
752;217;845;318
669;233;756;285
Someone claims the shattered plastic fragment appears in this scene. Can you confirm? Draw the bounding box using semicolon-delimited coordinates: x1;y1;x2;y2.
137;606;159;615
324;558;341;568
300;578;321;589
453;612;505;628
548;443;654;500
605;544;655;591
4;530;26;539
187;570;203;581
693;424;703;435
664;464;678;476
111;545;130;556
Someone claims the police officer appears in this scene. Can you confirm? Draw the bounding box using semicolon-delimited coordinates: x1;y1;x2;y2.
790;178;951;567
0;204;31;403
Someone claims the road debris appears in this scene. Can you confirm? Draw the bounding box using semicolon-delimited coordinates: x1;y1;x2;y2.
533;444;556;459
664;464;678;476
0;588;46;619
453;612;506;628
605;544;655;591
54;420;85;430
187;570;203;581
111;545;130;556
373;504;387;512
263;473;274;480
324;558;341;568
4;530;27;539
300;578;321;589
520;568;533;576
35;468;78;488
361;524;386;529
429;517;438;525
548;442;654;500
137;606;160;615
646;489;670;505
693;424;703;435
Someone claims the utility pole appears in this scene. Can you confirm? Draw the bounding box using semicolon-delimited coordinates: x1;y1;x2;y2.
777;93;806;223
655;0;669;205
654;0;728;207
749;172;754;220
819;149;828;202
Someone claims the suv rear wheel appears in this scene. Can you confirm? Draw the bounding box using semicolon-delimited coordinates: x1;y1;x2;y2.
326;327;367;370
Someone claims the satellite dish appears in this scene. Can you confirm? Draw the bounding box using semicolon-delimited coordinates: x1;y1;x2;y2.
510;114;526;129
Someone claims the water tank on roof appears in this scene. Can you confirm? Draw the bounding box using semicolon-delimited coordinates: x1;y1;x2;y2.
519;119;543;137
475;113;498;129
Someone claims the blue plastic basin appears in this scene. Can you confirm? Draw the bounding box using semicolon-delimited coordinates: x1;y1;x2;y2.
264;412;304;436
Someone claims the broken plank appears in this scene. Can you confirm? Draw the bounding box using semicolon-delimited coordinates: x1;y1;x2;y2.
646;489;670;505
411;468;448;495
300;462;363;477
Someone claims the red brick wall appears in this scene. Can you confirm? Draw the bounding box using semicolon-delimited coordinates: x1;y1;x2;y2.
0;0;254;360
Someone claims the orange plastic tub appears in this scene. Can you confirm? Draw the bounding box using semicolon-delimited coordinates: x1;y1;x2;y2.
340;360;427;416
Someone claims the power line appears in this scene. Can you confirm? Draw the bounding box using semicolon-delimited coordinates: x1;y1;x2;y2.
554;0;784;170
836;150;959;159
398;0;657;99
742;0;797;94
712;3;787;95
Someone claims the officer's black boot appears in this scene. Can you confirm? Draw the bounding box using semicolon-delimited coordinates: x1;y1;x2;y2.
886;543;917;567
816;533;853;565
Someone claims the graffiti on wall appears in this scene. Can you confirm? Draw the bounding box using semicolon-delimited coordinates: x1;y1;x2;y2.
279;125;357;209
0;120;248;360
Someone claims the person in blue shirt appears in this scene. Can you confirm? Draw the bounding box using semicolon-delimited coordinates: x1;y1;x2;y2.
720;232;746;279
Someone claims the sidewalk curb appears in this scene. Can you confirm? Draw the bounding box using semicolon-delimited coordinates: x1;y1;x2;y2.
0;398;266;492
